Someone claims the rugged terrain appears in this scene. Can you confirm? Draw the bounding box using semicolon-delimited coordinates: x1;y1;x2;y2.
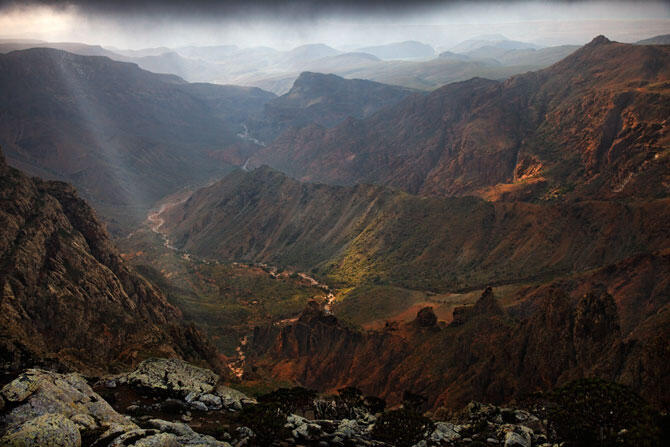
153;36;670;415
1;358;664;447
0;48;275;232
249;37;670;202
160;167;670;292
251;72;415;142
0;148;220;376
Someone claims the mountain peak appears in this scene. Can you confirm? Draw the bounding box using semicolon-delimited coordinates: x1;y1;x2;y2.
587;35;612;47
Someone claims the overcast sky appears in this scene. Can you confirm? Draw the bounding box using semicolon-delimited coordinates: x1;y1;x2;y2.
0;1;669;50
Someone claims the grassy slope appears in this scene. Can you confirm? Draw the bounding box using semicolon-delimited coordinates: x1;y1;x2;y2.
118;230;326;355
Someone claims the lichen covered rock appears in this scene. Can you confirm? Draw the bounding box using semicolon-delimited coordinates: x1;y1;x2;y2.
126;358;219;396
0;413;81;447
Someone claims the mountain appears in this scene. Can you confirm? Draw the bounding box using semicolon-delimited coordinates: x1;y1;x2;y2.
0;147;221;376
248;37;670;201
253;72;415;141
636;34;670;45
279;43;341;68
460;45;579;66
450;34;541;53
251;251;670;409
0;40;123;58
0;48;275;232
175;44;240;61
160;167;670;293
357;41;435;60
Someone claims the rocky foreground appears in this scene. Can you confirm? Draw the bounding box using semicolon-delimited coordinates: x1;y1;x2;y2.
0;358;664;447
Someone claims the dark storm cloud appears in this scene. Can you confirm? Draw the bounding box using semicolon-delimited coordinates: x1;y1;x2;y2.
1;0;443;16
2;0;668;50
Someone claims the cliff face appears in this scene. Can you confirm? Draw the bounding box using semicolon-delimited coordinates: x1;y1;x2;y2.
0;147;221;375
251;251;670;410
249;37;670;201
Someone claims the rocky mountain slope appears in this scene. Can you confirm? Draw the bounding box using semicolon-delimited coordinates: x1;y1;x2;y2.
252;72;415;142
251;249;670;410
0;148;220;376
0;48;275;232
6;358;657;447
161;167;670;292
249;37;670;202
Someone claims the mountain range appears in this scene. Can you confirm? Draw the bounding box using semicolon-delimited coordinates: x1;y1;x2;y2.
0;48;275;233
0;31;669;445
151;36;670;409
249;37;670;202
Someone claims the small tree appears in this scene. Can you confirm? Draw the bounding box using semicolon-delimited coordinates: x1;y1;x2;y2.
372;409;434;447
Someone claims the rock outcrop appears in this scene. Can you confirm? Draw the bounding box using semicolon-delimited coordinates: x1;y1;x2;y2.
0;147;221;375
251;263;670;410
0;368;232;447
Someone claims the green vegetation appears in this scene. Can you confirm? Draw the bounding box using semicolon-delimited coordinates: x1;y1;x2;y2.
333;285;428;326
120;230;326;355
372;409;434;447
537;378;663;447
257;387;317;414
236;403;289;445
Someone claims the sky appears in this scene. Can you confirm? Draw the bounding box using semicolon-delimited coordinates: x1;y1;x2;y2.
0;1;669;50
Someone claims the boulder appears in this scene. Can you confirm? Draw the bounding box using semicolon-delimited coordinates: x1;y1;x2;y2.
216;384;254;410
430;422;461;442
198;393;223;410
415;307;438;327
0;369;131;430
0;413;81;447
126;358;220;396
497;424;532;447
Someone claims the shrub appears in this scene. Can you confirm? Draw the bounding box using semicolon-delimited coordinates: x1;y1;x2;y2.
372;409;434;447
540;378;661;447
236;402;288;446
257;386;316;414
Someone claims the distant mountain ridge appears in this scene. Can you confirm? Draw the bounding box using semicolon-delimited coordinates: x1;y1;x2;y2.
357;41;435;60
249;36;670;202
252;72;416;142
0;47;275;232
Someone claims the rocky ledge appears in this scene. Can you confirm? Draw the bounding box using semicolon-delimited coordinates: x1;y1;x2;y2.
0;358;663;447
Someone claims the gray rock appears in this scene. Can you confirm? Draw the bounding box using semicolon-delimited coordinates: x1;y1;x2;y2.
1;371;42;402
216;384;252;410
190;400;209;412
130;433;180;447
107;429;161;446
70;414;97;431
198;393;223;410
334;419;364;439
148;419;196;437
430;422;461;442
287;414;323;441
0;369;132;430
126;358;219;396
497;424;532;447
0;413;81;447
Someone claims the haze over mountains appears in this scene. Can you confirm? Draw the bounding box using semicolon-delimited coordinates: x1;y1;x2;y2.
0;34;595;94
